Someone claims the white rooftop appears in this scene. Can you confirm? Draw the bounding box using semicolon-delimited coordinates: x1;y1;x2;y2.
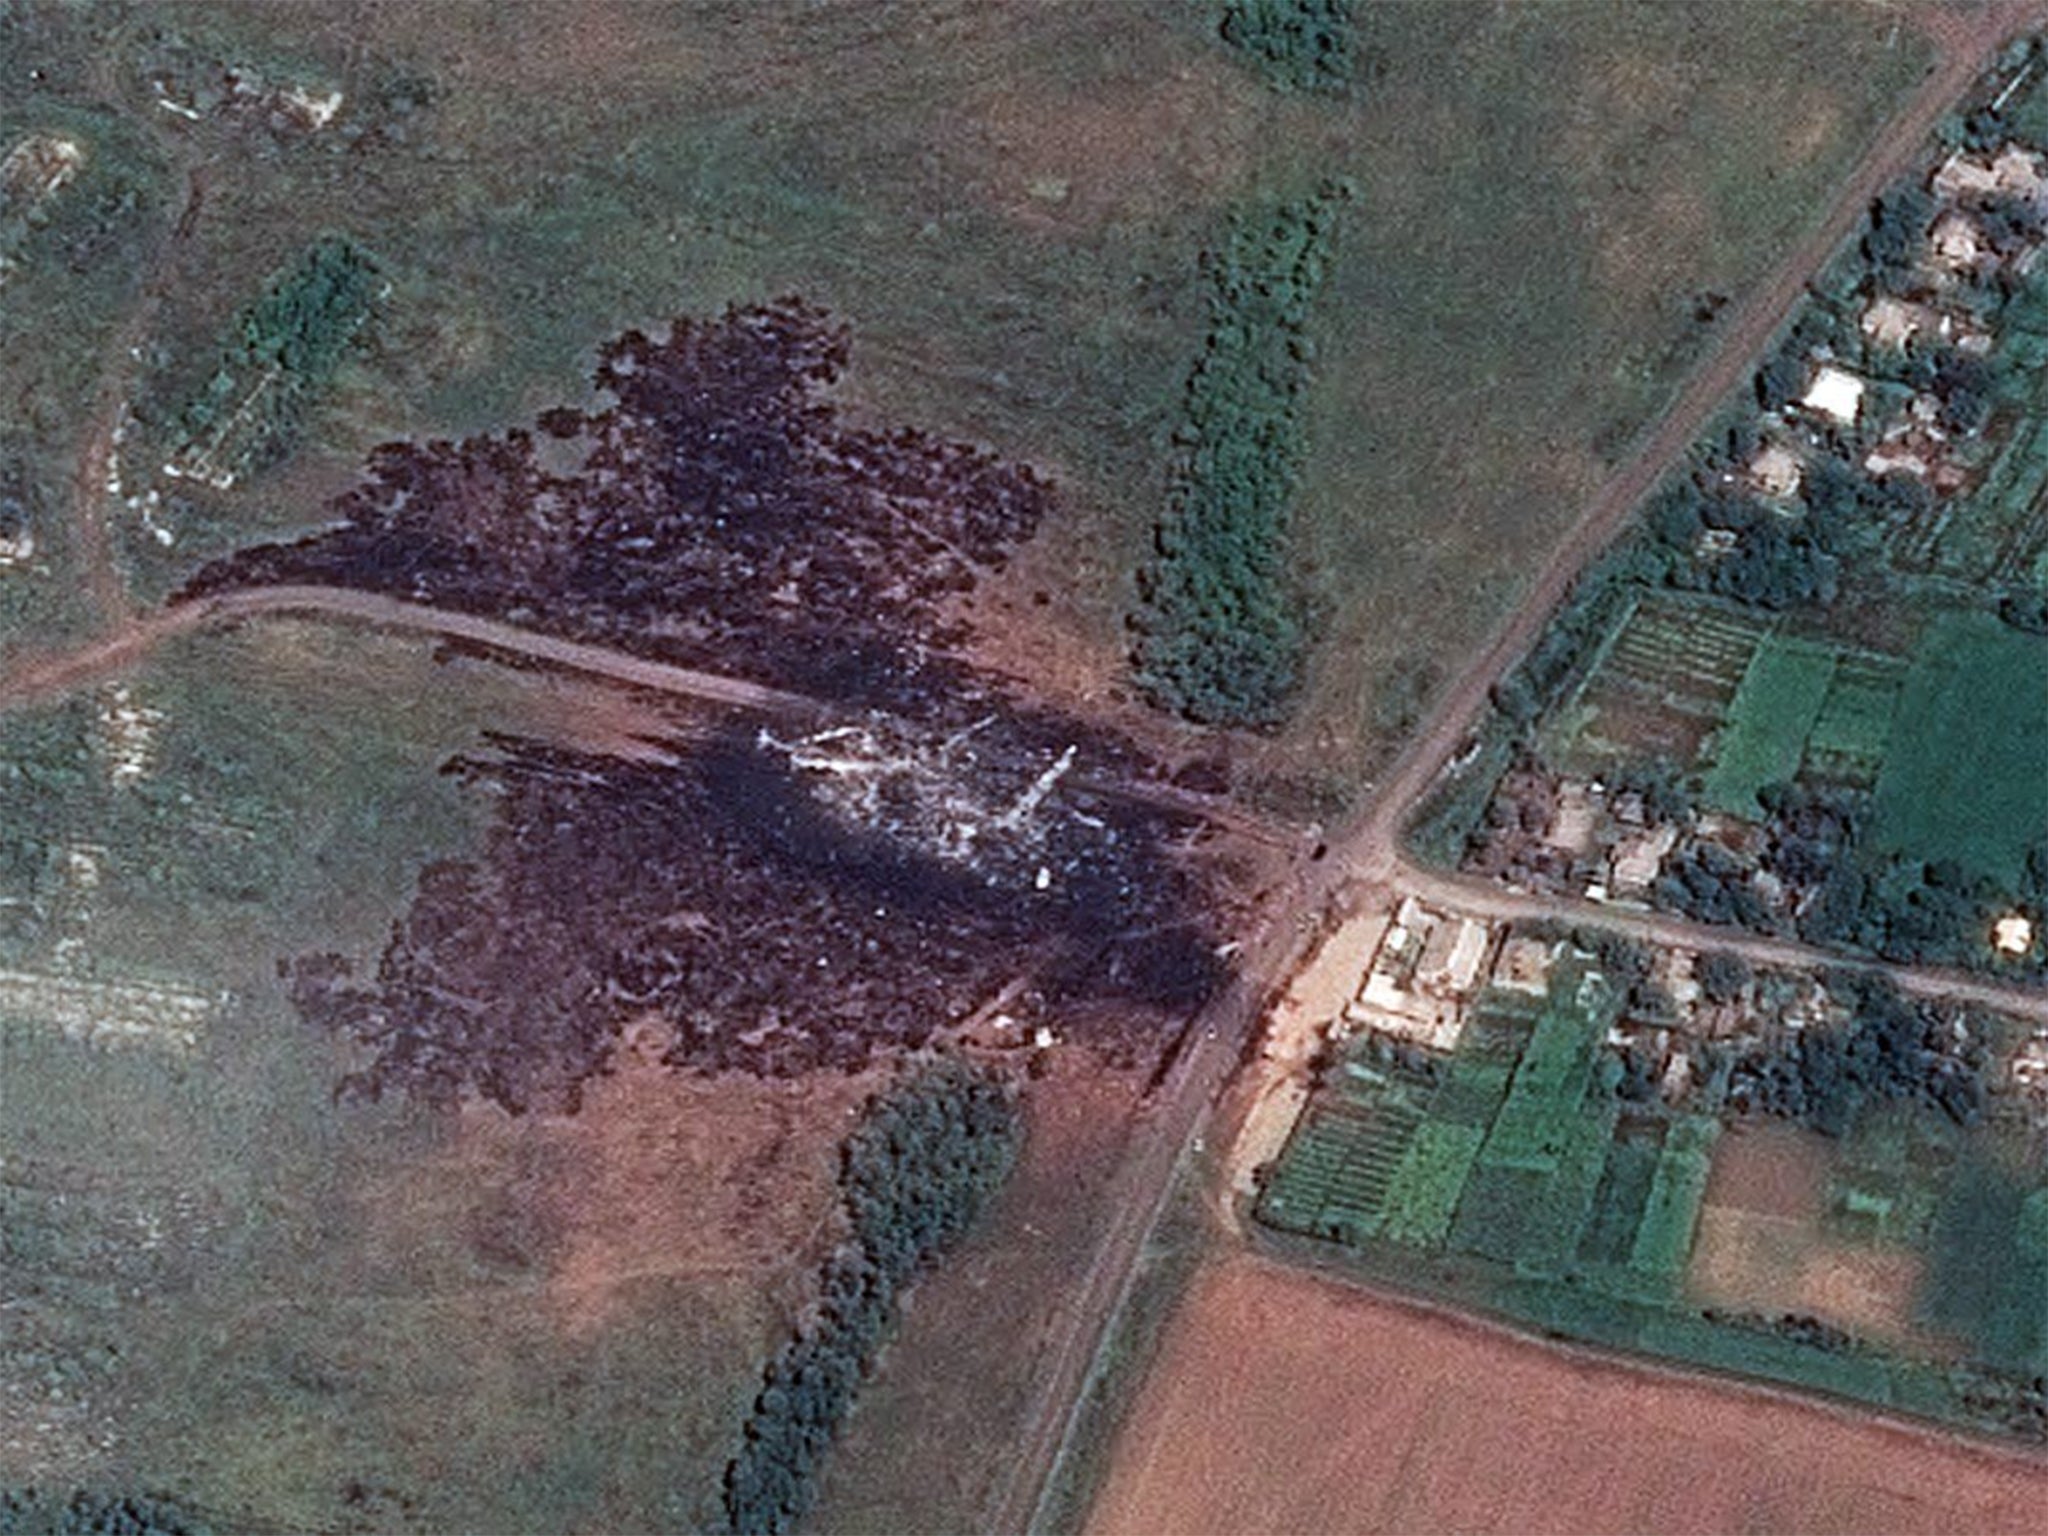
1800;365;1864;425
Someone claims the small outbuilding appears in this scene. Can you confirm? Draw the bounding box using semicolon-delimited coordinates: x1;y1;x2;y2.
1994;913;2035;956
1800;364;1865;425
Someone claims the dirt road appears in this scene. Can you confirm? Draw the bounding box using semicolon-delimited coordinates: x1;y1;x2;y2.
0;583;828;718
1397;857;2048;1026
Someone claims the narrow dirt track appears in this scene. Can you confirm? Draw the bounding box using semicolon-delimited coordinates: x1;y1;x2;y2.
0;583;827;717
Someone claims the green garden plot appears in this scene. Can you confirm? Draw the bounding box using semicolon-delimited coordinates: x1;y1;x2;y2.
1802;651;1907;789
1872;611;2048;885
1450;973;1620;1270
1919;1157;2048;1372
1258;1094;1425;1243
1378;1121;1487;1248
1907;417;2048;582
1630;1116;1719;1282
1577;1125;1665;1269
1701;634;1838;814
1477;974;1614;1171
1550;592;1770;771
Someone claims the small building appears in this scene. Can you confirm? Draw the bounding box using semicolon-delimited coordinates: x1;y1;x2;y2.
1493;936;1558;996
1695;527;1739;560
1933;148;2004;200
1860;294;1931;349
1747;443;1804;501
1416;918;1491;998
1864;439;1931;481
1609;823;1679;896
1799;364;1865;425
1993;142;2048;201
1931;210;1987;272
1994;913;2035;956
1545;780;1599;852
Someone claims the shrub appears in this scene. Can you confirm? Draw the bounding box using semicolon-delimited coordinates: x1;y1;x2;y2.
1217;0;1356;95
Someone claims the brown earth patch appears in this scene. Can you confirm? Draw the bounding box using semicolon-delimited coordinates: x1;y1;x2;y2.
1087;1252;2047;1536
1690;1124;1934;1348
1704;1121;1832;1219
342;1052;877;1335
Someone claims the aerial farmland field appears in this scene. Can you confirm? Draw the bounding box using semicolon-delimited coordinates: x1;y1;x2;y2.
1873;611;2048;884
1088;1253;2048;1536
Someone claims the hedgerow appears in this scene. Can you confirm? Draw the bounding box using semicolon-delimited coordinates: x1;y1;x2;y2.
722;1060;1020;1534
1133;181;1350;727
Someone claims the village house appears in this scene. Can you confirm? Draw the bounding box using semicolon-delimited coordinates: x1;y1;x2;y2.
1492;935;1558;996
1746;442;1803;501
1799;363;1865;425
1608;822;1679;898
1931;208;1989;273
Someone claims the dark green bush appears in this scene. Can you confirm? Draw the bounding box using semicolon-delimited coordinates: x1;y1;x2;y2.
1217;0;1356;95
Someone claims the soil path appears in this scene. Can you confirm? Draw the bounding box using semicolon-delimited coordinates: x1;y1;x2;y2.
0;583;828;717
65;164;205;627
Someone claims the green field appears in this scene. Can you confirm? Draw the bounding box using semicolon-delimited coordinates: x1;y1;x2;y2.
1872;611;2048;884
1701;634;1838;814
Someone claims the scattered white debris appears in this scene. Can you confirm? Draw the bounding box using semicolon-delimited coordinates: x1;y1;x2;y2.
95;683;164;787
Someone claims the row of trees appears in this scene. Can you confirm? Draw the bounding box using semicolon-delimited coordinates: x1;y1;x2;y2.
723;1060;1021;1534
1133;182;1349;727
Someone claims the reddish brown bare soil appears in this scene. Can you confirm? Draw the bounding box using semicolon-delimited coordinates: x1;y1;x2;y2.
1703;1120;1832;1220
1690;1123;1937;1350
807;1048;1147;1534
1088;1254;2048;1536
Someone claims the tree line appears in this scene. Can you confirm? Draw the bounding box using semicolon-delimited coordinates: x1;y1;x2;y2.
723;1059;1022;1534
1134;181;1349;728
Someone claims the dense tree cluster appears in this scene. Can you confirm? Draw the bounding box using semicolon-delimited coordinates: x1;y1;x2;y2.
176;235;380;473
1216;0;1356;95
190;299;1049;716
287;734;1223;1109
1133;183;1349;727
1646;781;2045;971
0;1490;198;1536
724;1061;1021;1534
1721;974;1987;1135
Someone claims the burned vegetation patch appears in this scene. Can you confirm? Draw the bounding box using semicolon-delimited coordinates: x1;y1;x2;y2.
288;730;1223;1113
187;298;1049;716
242;299;1234;1110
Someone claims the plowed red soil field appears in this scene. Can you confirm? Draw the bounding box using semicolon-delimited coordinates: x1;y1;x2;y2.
1087;1253;2048;1536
